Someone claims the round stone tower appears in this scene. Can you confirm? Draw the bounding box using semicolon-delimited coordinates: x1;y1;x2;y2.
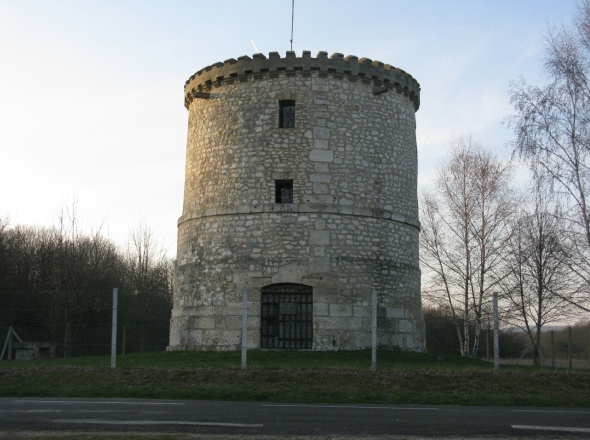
169;51;425;351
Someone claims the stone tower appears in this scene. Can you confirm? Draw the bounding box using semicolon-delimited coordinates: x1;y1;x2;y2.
168;51;425;351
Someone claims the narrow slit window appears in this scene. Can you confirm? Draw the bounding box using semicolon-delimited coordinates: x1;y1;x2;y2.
275;180;293;203
279;100;295;128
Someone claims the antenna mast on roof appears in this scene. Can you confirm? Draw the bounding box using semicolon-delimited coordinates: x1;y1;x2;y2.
290;0;295;51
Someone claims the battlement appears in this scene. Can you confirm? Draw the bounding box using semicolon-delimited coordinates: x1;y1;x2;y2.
184;51;421;110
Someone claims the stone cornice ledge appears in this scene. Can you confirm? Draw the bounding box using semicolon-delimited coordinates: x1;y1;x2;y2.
178;204;420;230
184;51;420;111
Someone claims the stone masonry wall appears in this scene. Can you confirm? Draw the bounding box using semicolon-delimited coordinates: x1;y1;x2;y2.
169;51;425;351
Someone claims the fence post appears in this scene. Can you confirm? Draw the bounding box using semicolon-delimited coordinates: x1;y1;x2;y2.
371;290;377;371
7;326;13;361
241;288;248;369
111;288;118;369
551;330;555;368
568;326;573;372
493;292;499;373
63;325;68;359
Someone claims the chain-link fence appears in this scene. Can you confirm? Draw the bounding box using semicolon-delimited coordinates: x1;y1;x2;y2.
0;289;170;360
2;290;589;370
424;310;590;369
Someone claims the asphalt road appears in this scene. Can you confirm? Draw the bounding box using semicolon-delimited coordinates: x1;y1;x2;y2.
0;398;589;437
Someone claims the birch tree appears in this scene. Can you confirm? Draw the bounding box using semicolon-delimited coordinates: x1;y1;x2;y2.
508;1;590;311
420;136;514;356
501;183;573;366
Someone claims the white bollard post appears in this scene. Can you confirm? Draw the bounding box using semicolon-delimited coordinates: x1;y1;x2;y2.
111;288;118;369
241;288;248;369
493;292;499;373
371;290;377;371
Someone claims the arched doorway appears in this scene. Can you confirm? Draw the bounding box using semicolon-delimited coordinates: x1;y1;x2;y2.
260;283;312;349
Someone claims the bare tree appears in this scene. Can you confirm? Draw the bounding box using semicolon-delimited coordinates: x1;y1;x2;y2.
0;216;10;288
123;222;173;351
420;135;514;356
501;183;574;366
508;1;590;312
0;216;14;321
27;200;124;355
0;203;176;355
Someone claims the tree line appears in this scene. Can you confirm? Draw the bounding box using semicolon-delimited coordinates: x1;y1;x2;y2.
421;2;590;365
0;204;173;356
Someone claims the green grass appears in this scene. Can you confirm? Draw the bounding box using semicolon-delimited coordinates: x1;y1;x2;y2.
0;349;493;370
0;350;588;407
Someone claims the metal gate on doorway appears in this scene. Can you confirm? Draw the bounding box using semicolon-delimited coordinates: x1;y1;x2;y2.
260;284;312;349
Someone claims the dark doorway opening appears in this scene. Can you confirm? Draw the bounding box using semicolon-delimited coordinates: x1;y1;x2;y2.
261;284;312;349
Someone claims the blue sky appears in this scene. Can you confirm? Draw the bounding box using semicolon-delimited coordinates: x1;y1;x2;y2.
0;0;580;256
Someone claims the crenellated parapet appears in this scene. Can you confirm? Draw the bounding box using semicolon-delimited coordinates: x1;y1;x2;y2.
184;51;421;110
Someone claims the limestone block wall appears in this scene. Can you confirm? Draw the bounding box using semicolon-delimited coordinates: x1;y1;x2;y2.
168;51;425;351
